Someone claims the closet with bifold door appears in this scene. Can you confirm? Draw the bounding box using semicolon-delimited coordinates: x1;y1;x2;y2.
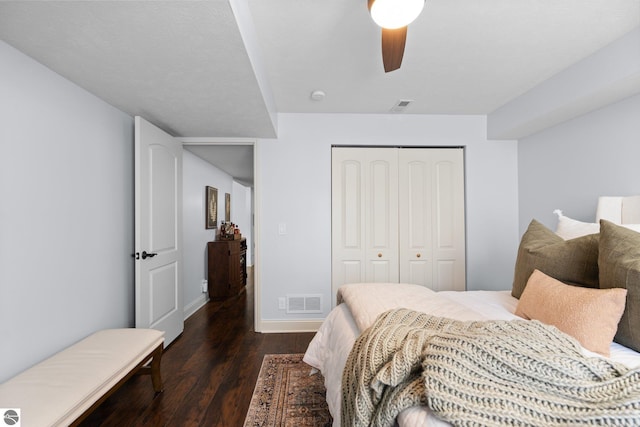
331;146;466;300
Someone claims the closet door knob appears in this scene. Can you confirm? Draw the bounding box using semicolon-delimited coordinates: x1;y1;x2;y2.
416;253;421;258
378;253;382;258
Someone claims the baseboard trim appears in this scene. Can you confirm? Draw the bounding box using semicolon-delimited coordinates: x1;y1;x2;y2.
258;319;323;333
184;294;209;320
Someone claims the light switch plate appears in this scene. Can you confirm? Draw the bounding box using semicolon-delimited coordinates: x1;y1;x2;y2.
278;222;287;235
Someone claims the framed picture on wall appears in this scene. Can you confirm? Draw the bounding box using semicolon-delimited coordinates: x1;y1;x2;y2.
225;193;231;222
206;186;218;229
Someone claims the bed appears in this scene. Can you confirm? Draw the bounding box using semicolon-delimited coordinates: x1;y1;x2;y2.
304;216;640;426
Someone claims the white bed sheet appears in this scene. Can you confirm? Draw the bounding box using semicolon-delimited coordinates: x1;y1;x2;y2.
303;288;640;427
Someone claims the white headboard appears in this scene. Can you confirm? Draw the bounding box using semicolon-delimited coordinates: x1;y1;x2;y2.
596;195;640;224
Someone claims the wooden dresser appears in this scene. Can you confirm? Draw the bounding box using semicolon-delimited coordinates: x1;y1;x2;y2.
207;238;247;299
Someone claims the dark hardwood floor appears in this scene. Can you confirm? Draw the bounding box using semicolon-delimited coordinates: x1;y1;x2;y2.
80;270;315;427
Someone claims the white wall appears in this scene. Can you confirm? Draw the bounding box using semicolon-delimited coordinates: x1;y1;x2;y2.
518;93;640;233
232;180;253;265
257;113;520;325
0;41;134;382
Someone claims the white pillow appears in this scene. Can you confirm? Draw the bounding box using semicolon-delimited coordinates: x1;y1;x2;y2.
554;210;640;240
554;210;599;239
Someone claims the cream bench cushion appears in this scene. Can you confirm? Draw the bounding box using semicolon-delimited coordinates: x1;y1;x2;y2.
0;328;164;427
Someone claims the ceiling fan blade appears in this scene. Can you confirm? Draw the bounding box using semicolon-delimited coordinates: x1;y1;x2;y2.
381;26;407;72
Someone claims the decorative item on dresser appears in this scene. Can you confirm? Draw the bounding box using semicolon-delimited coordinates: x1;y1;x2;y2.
207;238;247;299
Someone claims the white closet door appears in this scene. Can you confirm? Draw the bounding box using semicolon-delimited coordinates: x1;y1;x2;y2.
331;147;399;297
331;149;364;290
399;148;465;291
364;149;399;283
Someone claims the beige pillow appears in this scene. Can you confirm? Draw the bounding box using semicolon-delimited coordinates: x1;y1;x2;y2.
598;220;640;352
512;219;599;299
515;269;627;356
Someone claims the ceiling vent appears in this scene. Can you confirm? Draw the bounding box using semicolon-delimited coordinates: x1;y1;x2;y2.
390;99;413;113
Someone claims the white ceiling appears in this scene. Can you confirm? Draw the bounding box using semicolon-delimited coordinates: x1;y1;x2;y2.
1;0;639;184
184;144;254;187
251;0;639;115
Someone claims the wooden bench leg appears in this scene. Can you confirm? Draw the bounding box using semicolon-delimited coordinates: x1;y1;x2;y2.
138;343;164;394
150;343;164;393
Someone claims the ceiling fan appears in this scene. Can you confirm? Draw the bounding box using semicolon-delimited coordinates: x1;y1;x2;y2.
368;0;425;73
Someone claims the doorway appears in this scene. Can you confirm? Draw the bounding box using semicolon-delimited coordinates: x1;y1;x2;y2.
181;139;259;328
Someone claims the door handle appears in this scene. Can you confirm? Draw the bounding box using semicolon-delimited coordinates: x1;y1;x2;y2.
141;251;158;260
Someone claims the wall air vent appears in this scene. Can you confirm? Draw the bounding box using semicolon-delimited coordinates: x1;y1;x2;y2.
286;294;322;314
390;99;413;113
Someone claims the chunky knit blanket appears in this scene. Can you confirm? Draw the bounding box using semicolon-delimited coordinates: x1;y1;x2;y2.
342;308;640;427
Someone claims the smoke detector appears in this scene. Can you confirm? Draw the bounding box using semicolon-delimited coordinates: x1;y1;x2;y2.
310;90;326;101
390;99;413;113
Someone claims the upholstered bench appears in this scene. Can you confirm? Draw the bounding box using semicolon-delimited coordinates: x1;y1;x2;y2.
0;328;164;426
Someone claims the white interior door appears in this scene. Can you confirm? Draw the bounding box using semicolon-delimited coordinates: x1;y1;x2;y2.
331;149;365;292
135;116;184;345
398;149;433;287
364;149;399;283
399;148;465;291
331;147;398;299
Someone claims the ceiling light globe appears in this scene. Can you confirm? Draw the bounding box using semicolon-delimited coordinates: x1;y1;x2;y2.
370;0;425;29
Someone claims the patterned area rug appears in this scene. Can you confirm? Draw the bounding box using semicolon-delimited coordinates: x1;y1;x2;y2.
243;353;332;427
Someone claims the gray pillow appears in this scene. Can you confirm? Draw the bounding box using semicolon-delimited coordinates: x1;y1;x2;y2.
512;219;599;299
598;219;640;352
